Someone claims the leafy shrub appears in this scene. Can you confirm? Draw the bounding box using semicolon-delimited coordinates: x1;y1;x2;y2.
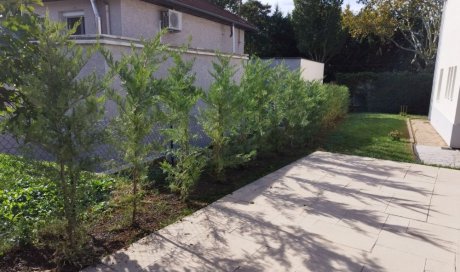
160;148;207;200
320;84;350;128
336;72;433;115
0;154;116;256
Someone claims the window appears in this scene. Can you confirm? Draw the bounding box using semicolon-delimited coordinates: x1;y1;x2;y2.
445;66;458;101
63;11;85;35
437;68;444;100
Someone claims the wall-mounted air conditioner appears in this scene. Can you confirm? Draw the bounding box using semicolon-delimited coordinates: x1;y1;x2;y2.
161;10;182;32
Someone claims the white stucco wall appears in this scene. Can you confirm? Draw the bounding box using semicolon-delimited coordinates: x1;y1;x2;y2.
429;0;460;148
266;58;325;82
38;0;245;54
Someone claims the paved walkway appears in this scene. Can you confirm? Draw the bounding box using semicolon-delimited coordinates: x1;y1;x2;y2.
410;119;447;147
85;152;460;272
410;119;460;168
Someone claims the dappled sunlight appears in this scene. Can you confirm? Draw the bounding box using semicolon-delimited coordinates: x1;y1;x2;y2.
84;151;460;271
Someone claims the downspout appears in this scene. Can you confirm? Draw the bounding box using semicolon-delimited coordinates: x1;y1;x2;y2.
232;23;236;54
104;2;110;35
90;0;102;35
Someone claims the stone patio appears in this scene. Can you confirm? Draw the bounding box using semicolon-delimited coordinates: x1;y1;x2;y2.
84;151;460;272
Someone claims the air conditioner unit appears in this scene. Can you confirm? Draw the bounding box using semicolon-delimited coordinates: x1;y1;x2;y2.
161;10;182;32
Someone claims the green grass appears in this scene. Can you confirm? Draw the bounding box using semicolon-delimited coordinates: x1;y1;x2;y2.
323;113;416;162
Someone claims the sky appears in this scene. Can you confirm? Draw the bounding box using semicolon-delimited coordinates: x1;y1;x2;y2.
258;0;364;14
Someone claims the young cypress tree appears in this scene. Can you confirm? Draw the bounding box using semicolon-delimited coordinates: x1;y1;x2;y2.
102;34;166;225
160;50;206;200
199;55;251;179
3;16;107;259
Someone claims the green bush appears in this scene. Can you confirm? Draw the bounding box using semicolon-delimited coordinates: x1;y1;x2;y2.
335;72;433;115
320;84;350;128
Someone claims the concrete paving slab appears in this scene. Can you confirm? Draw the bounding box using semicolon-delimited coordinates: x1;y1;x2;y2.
83;151;460;272
415;145;460;169
363;245;426;272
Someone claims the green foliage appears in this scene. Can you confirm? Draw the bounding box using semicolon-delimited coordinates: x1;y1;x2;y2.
335;71;433;114
292;0;345;62
0;154;116;256
102;33;167;224
199;55;246;178
160;149;207;200
2;16;107;261
206;0;241;13
0;0;42;115
342;0;443;69
159;49;206;200
320;84;350;128
239;1;299;57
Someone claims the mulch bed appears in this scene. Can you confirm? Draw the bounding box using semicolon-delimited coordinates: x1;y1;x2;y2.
0;145;315;272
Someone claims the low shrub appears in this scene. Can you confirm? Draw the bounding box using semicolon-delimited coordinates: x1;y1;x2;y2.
336;72;433;115
0;154;116;256
321;84;350;128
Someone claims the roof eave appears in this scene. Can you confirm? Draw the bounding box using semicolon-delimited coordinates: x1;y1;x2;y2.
143;0;257;31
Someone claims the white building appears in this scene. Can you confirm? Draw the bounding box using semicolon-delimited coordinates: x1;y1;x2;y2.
265;58;325;82
429;0;460;148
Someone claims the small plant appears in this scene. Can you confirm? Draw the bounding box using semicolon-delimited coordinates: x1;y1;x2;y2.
160;148;207;200
389;130;402;141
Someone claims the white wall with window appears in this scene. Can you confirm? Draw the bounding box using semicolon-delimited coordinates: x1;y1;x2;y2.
429;0;460;147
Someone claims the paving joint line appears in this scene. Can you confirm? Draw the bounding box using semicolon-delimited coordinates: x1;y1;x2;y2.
425;168;440;222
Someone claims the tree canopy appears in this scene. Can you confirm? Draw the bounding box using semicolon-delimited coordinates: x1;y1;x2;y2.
292;0;345;63
342;0;444;70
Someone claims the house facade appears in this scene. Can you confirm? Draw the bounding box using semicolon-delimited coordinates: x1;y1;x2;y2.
0;0;254;161
429;0;460;148
35;0;255;89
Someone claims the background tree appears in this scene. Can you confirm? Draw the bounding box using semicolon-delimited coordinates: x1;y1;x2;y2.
102;35;166;225
239;0;271;56
266;7;299;57
206;0;242;13
0;0;41;114
342;0;444;70
3;16;106;263
292;0;345;63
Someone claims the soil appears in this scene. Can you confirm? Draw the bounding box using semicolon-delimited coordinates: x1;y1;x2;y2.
0;145;315;272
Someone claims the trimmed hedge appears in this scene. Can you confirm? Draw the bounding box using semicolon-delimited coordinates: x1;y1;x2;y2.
335;72;433;115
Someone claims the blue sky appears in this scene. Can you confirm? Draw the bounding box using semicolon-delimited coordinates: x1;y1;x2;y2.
258;0;364;14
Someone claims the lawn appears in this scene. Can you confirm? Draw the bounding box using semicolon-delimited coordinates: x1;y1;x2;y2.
322;113;416;162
